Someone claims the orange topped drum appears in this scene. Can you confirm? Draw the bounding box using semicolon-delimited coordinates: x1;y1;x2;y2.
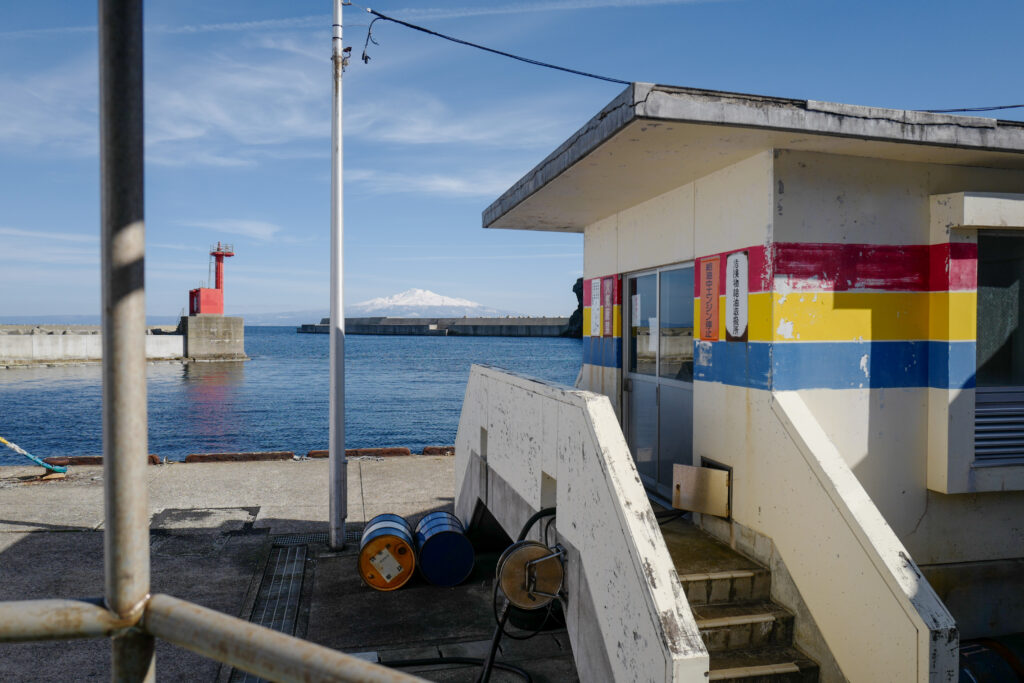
358;514;416;591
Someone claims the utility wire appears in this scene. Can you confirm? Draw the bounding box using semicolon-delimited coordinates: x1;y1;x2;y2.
346;6;1021;114
353;5;630;85
921;104;1024;114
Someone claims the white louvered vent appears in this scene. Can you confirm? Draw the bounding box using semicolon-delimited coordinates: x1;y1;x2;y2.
975;387;1024;465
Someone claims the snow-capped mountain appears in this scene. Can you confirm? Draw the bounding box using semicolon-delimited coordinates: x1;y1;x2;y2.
348;289;518;318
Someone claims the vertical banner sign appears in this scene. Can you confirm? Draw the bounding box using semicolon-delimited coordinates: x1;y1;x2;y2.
601;277;613;337
725;251;749;342
590;279;602;337
700;257;720;341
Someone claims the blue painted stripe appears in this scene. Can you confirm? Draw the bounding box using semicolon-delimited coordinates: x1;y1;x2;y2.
694;341;772;390
694;341;976;390
583;336;622;369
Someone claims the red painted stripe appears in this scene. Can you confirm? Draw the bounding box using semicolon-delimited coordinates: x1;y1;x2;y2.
693;246;772;296
774;242;976;292
930;242;977;291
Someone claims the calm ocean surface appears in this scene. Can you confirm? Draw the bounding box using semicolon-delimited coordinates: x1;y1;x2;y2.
0;327;582;465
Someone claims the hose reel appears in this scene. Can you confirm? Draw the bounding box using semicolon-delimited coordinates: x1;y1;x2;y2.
495;540;565;610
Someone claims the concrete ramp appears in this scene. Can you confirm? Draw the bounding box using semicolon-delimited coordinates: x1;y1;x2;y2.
455;365;708;682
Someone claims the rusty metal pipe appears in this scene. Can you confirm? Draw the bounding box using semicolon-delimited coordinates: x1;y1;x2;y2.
99;0;155;679
0;599;134;642
143;594;420;683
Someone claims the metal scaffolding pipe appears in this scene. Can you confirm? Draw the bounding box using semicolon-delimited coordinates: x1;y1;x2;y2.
99;0;155;679
144;594;420;683
329;0;348;550
0;599;133;643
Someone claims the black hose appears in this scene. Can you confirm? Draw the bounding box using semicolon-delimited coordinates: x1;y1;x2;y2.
383;507;558;683
517;507;557;541
477;507;557;683
386;656;533;682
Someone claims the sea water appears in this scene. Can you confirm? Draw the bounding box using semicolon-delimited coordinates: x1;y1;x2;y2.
0;327;582;465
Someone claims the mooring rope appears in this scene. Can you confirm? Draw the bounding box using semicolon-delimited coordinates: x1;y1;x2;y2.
0;436;67;473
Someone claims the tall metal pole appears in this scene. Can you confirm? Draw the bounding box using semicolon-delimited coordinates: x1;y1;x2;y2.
329;0;348;549
99;0;155;679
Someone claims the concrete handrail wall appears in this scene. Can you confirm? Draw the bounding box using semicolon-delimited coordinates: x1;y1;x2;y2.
769;391;957;682
455;365;707;682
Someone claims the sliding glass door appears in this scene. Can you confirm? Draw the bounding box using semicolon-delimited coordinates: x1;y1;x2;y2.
624;265;694;499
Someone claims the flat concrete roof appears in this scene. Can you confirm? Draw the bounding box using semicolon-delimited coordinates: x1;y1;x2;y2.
483;83;1024;232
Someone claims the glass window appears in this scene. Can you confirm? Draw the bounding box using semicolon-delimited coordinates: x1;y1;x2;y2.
977;235;1024;387
659;267;694;381
629;274;657;376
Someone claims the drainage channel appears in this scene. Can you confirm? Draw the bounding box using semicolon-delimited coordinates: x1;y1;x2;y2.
227;527;363;683
228;544;307;683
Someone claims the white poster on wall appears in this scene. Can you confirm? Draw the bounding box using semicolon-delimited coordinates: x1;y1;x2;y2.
590;279;602;337
725;251;749;341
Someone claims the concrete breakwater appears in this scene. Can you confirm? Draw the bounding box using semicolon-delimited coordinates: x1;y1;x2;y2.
0;316;247;366
0;325;183;367
298;316;572;337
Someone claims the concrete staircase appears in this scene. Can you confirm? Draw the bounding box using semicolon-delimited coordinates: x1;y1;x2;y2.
660;517;820;682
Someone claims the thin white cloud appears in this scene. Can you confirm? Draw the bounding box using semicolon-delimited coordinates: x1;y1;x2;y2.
347;168;518;197
345;91;577;148
0;227;97;244
149;243;207;253
178;219;282;242
2;0;726;39
385;252;580;262
0;16;328;39
385;0;730;20
0;60;97;153
1;245;99;266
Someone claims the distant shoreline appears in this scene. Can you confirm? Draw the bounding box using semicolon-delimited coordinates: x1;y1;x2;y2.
298;316;578;338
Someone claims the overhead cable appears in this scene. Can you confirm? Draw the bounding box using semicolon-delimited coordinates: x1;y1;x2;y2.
921;104;1024;113
347;6;1020;114
354;5;630;85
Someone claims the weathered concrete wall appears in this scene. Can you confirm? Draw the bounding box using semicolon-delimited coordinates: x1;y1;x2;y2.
181;316;246;360
694;382;957;681
0;328;183;364
583;151;772;279
455;365;708;682
770;151;1024;564
577;150;773;420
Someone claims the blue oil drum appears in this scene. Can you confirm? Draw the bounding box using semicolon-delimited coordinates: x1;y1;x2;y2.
358;513;416;591
414;511;475;587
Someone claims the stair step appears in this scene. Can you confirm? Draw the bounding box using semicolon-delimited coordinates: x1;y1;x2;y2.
679;568;772;605
694;602;795;652
709;646;819;682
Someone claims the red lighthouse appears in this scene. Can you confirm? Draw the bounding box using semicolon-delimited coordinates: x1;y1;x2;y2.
189;242;235;315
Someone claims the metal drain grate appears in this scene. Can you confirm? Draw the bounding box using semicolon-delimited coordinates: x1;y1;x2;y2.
273;532;328;546
228;545;307;683
273;525;363;547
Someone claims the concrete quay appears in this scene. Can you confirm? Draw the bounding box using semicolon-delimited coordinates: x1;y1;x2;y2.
0;457;578;682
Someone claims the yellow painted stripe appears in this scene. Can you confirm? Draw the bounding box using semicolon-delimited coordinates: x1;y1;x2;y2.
612;304;621;338
773;291;975;342
692;293;773;342
582;307;591;338
692;291;974;342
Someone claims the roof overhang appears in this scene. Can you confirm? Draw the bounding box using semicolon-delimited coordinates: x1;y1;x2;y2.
483;83;1024;233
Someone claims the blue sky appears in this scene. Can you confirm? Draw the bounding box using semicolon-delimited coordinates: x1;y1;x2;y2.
2;0;1022;319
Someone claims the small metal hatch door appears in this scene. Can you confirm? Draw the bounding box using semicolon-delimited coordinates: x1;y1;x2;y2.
671;463;730;518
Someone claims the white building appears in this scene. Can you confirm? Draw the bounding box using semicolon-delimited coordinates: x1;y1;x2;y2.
457;84;1024;681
